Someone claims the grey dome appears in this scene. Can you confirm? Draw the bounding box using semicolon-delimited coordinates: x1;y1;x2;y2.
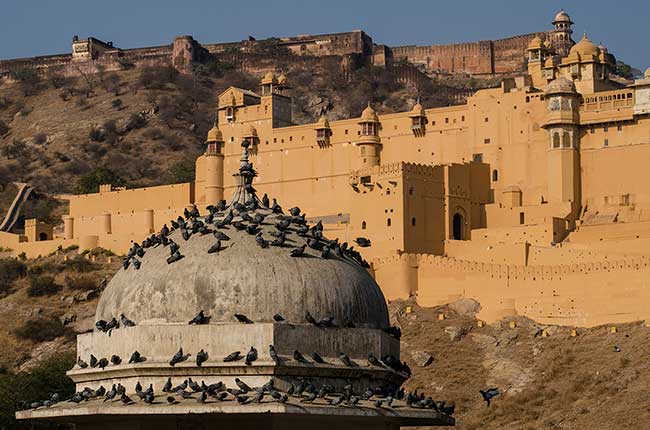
96;221;388;328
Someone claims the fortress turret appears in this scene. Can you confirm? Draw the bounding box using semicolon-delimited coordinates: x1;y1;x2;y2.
314;114;331;147
203;123;225;204
550;9;574;57
543;77;581;208
355;104;382;169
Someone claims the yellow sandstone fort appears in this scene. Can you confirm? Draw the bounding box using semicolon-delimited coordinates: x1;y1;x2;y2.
3;11;650;327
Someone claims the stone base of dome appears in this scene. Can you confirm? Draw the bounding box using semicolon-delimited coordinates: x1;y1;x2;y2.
69;323;404;395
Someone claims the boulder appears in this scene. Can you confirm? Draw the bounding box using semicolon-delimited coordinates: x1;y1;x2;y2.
411;350;434;367
444;325;468;342
448;298;481;317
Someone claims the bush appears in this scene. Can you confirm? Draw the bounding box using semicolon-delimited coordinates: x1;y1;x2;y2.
14;318;68;342
64;275;96;291
167;158;196;184
26;275;61;297
32;132;47;145
76;167;126;194
11;68;41;96
117;58;135;70
0;351;75;429
88;126;104;142
1;139;26;159
138;66;178;90
143;127;164;140
0;119;8;136
123;113;146;131
60;255;98;273
0;258;27;294
111;98;123;110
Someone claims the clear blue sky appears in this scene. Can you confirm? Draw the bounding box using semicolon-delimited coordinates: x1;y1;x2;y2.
0;0;646;69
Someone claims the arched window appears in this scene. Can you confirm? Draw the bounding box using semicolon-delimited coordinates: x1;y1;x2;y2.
38;232;48;241
552;132;560;148
452;213;463;240
562;132;571;148
387;218;392;227
411;217;416;226
492;169;498;182
386;189;390;195
361;221;366;230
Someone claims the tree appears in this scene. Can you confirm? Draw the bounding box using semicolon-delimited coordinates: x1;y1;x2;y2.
111;98;123;110
102;72;121;96
166;158;196;184
76;167;126;194
10;68;41;96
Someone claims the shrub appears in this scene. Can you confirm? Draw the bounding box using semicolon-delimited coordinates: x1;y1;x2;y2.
76;167;126;194
89;126;104;142
60;255;98;273
11;68;41;96
111;98;123;110
75;95;89;110
27;275;61;297
32;132;47;145
102;72;122;95
1;139;26;159
0;97;11;111
0;258;27;294
143;127;164;140
123;113;146;132
138;66;178;90
167;158;196;184
0;351;75;429
64;275;96;291
117;58;135;70
14;318;68;342
0;119;8;136
102;119;119;145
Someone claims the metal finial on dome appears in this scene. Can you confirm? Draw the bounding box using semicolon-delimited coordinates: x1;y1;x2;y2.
229;139;259;207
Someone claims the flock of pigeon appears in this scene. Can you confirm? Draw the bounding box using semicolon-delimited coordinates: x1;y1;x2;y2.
120;193;373;275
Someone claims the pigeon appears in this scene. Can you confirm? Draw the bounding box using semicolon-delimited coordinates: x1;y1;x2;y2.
169;348;190;366
135;382;143;393
347;396;360;406
106;317;118;330
128;351;145;364
293;350;308;363
234;313;254;324
103;385;117;402
479;388;499;407
95;320;108;332
246;224;260;235
188;378;201;393
235;378;252;392
289;206;301;217
367;353;383;367
166;396;177;404
207;241;222;254
305;312;319;326
110;355;122;365
196;349;209;367
89;354;98;368
223;351;243;362
311;352;325;364
253;389;266;403
245;347;258;366
214;392;228;401
98;358;109;369
232;221;246;231
317;316;335;327
189;310;211;325
144;392;155;404
338;352;353;367
255;234;269;248
262;194;270;208
77;356;88;368
290;244;306;257
272;313;285;322
197;391;208;403
213;231;230;241
354;237;371;247
167;251;184;264
271;199;283;214
344;319;356;328
271;234;286;247
269;345;281;363
162;378;172;393
177;390;193;399
120;394;134;405
117;384;126;396
236;395;249;404
122;259;130;270
439;401;455;415
132;259;141;270
302;391;317;403
330;395;345;406
321;247;331;259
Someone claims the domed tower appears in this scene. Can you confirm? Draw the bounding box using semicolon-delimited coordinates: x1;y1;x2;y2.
542;77;581;211
409;101;428;137
314;114;331;147
550;9;574;57
355;103;382;169
260;71;277;96
204;123;225;204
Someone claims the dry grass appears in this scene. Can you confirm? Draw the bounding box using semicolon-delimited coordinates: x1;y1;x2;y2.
394;300;650;429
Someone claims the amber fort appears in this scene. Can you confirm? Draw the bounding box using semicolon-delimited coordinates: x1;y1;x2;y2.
3;10;650;328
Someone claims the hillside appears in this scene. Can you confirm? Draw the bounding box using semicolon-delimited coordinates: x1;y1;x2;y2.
0;59;468;202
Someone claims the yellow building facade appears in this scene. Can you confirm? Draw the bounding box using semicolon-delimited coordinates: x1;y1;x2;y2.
5;11;650;327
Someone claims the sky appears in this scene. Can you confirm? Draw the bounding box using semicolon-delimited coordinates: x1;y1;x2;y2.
0;0;647;69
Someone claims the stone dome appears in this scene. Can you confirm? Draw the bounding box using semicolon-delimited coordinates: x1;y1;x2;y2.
409;102;426;117
360;103;379;122
645;68;650;79
277;73;287;85
545;77;576;94
553;9;572;24
261;71;277;85
96;143;389;329
315;115;330;129
569;33;600;60
205;124;223;143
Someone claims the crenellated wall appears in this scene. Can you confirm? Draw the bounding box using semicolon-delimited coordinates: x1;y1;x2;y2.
373;251;650;326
